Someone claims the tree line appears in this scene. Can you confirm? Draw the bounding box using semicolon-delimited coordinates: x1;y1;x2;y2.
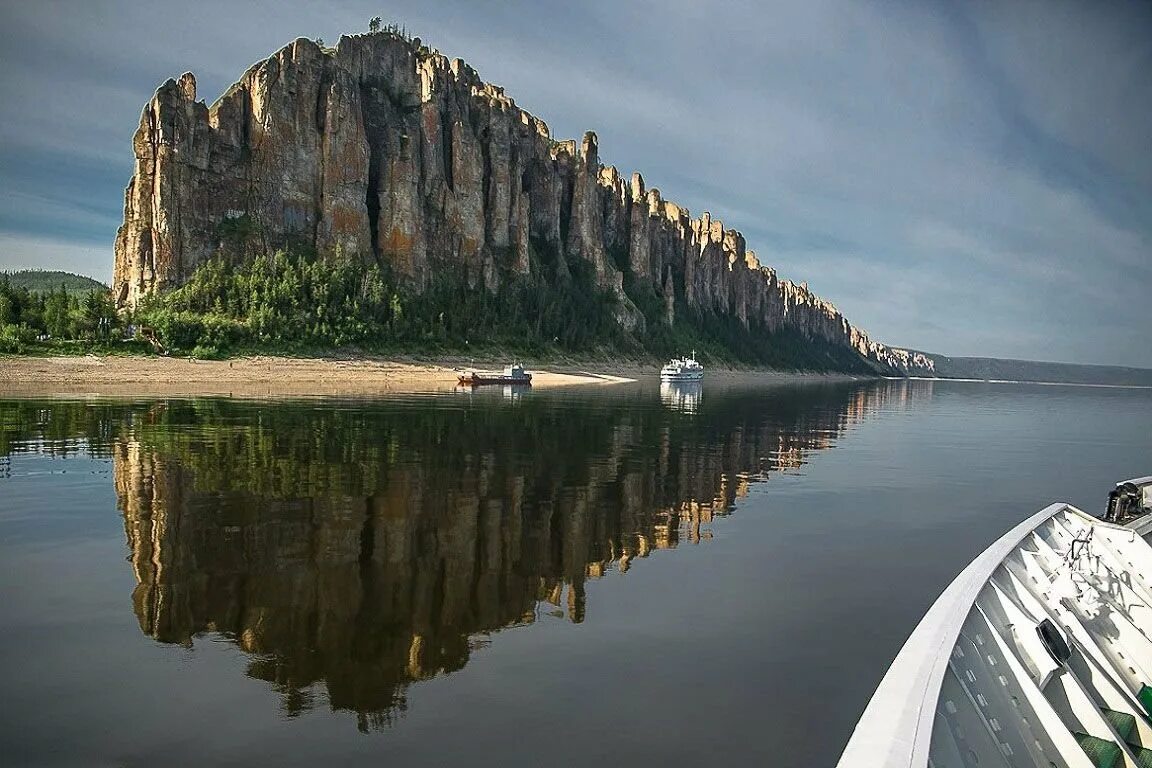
131;247;625;358
0;279;122;354
1;246;881;373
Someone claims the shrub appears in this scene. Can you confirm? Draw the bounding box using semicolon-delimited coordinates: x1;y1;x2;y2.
0;323;36;353
189;344;224;360
150;311;206;351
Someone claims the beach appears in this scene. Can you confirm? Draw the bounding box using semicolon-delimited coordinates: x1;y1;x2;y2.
0;354;637;397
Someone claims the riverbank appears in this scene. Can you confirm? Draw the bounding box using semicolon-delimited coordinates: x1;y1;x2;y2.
0;354;639;397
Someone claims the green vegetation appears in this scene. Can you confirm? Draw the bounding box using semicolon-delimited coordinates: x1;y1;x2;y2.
2;269;107;295
0;276;144;355
367;16;412;40
620;261;878;374
133;246;625;359
0;245;879;372
0;269;122;353
642;306;879;374
125;244;877;372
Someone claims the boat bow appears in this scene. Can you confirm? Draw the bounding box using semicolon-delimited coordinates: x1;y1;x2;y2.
838;500;1152;768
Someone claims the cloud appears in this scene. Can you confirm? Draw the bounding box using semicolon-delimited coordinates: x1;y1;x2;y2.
0;187;121;243
965;0;1152;193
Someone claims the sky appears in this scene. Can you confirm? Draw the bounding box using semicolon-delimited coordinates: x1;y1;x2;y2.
0;0;1149;366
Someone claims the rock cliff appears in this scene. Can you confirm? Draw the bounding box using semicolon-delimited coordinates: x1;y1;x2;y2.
113;30;931;374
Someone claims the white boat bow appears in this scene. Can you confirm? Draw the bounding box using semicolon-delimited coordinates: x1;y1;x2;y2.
839;479;1152;768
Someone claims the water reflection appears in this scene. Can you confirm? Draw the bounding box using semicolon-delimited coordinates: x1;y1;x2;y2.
660;380;702;413
452;383;528;402
0;381;929;731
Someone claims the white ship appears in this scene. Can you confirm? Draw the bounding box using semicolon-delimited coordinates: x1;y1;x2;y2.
660;352;704;382
838;475;1152;768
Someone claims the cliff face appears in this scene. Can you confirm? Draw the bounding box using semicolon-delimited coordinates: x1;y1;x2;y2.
113;31;930;374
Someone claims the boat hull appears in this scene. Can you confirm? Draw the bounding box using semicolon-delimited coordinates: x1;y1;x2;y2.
837;495;1152;768
659;372;703;382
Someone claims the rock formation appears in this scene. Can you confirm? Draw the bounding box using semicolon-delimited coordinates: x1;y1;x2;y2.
112;30;932;374
105;382;926;726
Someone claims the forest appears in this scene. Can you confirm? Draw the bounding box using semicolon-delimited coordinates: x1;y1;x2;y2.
1;249;880;373
1;269;107;295
0;278;127;354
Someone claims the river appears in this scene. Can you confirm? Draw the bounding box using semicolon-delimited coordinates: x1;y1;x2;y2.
1;378;1149;766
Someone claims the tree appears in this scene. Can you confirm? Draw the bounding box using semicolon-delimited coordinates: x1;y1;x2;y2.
81;290;117;341
369;16;382;33
43;285;73;338
0;287;16;326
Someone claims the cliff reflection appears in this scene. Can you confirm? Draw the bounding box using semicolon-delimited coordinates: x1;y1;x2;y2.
0;381;931;730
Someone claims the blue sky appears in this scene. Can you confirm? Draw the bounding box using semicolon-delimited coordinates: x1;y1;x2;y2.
1;0;1149;366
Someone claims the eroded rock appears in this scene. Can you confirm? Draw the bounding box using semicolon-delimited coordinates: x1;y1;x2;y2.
112;30;932;374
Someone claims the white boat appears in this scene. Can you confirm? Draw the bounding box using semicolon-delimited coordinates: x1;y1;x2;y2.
838;476;1152;768
660;352;704;382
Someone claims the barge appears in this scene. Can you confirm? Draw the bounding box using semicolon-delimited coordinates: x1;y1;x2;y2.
457;363;533;387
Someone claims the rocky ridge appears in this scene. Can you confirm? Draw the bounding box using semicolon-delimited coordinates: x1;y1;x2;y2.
112;31;933;375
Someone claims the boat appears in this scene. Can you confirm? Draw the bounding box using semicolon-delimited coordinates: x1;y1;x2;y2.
660;352;704;382
457;362;532;387
1106;476;1152;536
838;475;1152;768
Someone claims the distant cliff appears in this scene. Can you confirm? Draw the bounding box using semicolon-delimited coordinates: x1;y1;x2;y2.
112;30;931;374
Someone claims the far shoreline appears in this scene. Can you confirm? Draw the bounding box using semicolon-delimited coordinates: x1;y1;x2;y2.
0;353;878;399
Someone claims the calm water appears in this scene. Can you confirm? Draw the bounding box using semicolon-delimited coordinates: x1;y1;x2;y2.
1;379;1150;766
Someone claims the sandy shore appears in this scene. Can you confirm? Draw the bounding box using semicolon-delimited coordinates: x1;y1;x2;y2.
0;354;637;398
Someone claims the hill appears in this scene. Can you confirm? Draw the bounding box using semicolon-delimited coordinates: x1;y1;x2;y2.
908;350;1152;387
2;270;107;295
